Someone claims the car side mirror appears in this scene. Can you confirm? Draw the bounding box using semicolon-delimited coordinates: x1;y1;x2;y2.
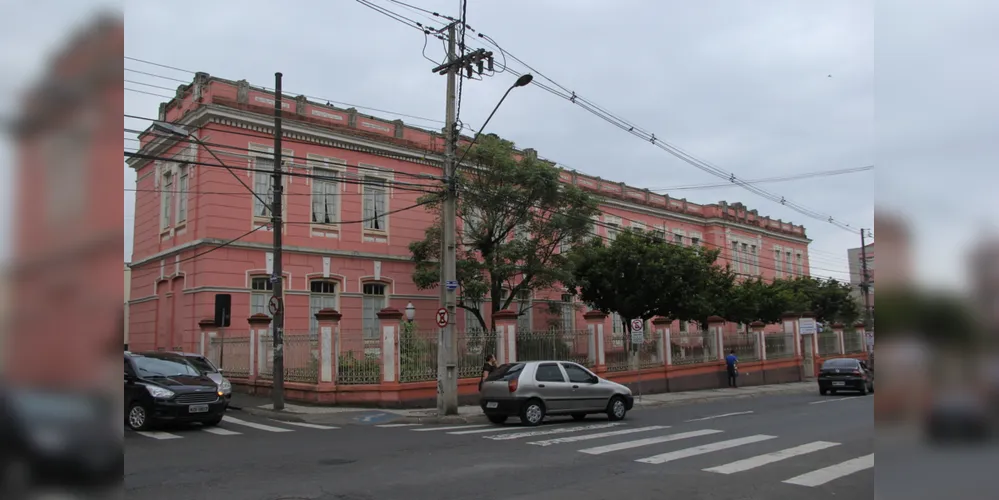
590;376;600;384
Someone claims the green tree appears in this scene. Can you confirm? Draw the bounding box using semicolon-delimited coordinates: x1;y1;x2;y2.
566;229;731;337
409;135;600;331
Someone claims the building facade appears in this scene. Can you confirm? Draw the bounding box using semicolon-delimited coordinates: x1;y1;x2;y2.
125;74;811;353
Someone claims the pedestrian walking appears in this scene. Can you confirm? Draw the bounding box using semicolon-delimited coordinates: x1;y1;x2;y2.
479;354;498;392
725;349;739;388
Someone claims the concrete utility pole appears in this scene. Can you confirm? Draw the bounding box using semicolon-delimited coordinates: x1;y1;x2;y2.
859;228;872;328
271;72;285;411
436;22;460;416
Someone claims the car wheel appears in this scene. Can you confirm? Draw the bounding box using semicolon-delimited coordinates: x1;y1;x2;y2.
487;414;508;425
607;396;628;421
203;415;224;427
127;402;153;431
571;413;586;421
519;399;546;426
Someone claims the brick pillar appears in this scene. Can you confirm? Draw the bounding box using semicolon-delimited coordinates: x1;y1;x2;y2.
494;310;518;365
315;308;342;385
652;317;671;366
198;319;216;358
248;313;271;380
378;308;403;383
707;316;726;360
583;310;608;371
751;321;766;360
832;322;845;354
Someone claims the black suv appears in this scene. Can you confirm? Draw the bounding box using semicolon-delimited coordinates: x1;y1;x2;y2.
124;352;227;431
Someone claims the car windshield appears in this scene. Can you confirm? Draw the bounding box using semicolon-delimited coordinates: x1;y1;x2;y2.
823;359;859;369
183;356;218;374
133;356;200;377
485;363;525;382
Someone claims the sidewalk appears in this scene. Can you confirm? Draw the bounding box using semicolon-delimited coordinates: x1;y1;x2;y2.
232;381;815;426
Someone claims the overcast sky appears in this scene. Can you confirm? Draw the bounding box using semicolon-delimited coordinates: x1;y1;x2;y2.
4;0;996;290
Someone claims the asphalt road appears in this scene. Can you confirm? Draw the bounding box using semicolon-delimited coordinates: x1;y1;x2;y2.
125;391;873;500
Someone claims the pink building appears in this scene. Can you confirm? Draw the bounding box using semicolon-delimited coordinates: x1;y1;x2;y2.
125;74;811;353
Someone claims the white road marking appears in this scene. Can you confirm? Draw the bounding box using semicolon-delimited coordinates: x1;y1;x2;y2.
704;441;841;474
377;423;423;428
529;426;669;447
448;425;530;435
273;421;339;430
411;424;490;432
636;434;777;465
135;431;182;440
483;423;623;441
809;397;853;405
578;429;723;455
685;411;754;422
201;427;242;436
782;454;875;487
221;416;293;433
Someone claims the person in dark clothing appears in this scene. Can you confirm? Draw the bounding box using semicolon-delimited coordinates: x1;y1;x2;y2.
725;350;739;388
479;354;498;392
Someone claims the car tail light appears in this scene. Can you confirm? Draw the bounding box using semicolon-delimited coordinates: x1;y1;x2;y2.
508;379;518;393
852;370;862;376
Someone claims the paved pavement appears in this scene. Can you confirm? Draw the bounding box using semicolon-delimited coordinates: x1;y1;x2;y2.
125;389;873;499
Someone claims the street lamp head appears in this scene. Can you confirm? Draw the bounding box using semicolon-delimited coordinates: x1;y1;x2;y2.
513;73;534;88
151;121;191;137
405;302;416;321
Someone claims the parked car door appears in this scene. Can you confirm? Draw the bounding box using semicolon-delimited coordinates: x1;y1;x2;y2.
533;363;573;412
124;356;141;408
562;362;610;411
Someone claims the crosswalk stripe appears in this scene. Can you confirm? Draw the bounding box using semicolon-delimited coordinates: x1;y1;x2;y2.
578;429;723;455
377;423;423;428
135;431;182;440
529;426;669;447
782;454;875;487
448;426;529;435
704;441;840;474
636;434;777;465
411;424;490;432
201;427;242;436
221;416;293;433
483;423;624;441
274;421;339;430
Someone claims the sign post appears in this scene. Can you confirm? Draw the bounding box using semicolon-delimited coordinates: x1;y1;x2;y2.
630;319;645;403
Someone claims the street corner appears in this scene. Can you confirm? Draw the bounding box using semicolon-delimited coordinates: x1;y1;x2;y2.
384;412;489;426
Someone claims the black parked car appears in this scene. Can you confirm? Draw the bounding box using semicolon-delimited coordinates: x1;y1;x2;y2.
124;352;227;431
817;358;874;395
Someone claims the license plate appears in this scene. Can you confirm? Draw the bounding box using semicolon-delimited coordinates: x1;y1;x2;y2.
832;382;846;386
486;402;498;409
189;404;209;413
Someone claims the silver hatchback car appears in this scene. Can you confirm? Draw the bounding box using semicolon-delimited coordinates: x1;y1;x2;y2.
479;361;634;426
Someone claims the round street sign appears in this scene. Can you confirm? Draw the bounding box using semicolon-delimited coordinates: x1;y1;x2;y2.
268;296;283;316
436;308;450;328
630;319;644;332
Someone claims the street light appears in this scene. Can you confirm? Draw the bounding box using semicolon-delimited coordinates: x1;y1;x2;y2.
453;74;534;169
405;302;416;322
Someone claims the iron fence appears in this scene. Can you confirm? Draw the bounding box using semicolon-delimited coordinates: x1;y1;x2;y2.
844;329;866;353
337;330;381;385
257;333;318;384
517;330;591;367
207;336;251;379
764;332;796;359
459;330;499;378
818;332;842;356
399;328;438;383
671;331;718;366
637;329;664;369
723;333;760;362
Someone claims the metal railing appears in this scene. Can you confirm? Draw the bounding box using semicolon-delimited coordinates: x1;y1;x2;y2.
337;330;381;385
517;330;591;367
257;333;318;384
397;328;500;383
764;332;796;359
637;330;663;369
818;332;842;356
723;333;760;362
671;331;718;366
459;330;499;378
844;329;866;353
207;336;251;379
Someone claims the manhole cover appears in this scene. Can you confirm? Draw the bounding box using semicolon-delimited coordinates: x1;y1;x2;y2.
317;458;356;466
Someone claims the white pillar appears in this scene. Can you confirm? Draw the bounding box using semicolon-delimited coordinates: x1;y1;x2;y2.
596;323;606;366
320;325;333;383
381;320;398;383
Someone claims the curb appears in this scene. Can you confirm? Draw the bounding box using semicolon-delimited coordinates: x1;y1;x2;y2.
238;406;310;423
631;385;814;410
392;414;490;425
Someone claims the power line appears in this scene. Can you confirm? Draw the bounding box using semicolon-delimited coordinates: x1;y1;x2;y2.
645;165;874;192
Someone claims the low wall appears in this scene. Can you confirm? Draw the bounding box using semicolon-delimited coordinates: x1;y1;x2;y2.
231;357;806;408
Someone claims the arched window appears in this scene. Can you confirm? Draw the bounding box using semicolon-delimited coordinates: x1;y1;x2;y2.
362;283;387;339
309;280;338;335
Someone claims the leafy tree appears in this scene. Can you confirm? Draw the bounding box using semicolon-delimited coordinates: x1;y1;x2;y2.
409;135;600;331
566;229;731;337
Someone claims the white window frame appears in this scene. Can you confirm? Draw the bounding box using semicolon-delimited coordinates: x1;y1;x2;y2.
751;244;759;275
774;246;784;278
786;251;794;277
462;207;483;247
517;288;533;333
560;294;575;332
250;275;285;318
176;164;189;224
361;282;388;339
631;221;646;234
361;175;389;233
605;215;621;241
160;168;173;230
309;279;338;335
309;155;346;227
796;252;804;276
